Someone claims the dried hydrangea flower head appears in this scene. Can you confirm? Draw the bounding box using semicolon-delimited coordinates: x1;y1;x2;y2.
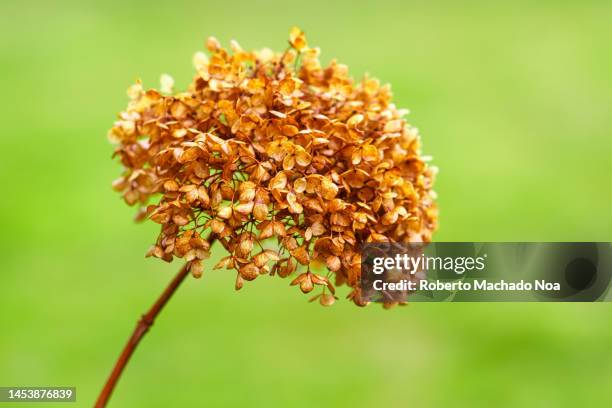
109;27;438;307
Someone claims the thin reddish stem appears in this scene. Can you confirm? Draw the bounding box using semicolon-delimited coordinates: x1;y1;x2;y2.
95;233;214;408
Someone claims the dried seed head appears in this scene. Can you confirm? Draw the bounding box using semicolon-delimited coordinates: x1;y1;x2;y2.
110;27;437;308
319;293;336;306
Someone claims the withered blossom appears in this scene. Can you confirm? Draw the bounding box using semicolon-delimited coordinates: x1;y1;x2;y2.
109;28;437;307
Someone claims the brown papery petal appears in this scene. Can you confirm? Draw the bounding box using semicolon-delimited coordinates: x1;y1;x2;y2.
286;192;303;214
239;263;259;281
269;172;287;190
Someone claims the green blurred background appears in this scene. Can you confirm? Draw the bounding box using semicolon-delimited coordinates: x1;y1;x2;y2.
1;0;611;406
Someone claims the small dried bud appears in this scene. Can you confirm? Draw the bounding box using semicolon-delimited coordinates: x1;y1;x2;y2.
190;260;203;279
320;294;336;306
206;36;221;52
239;263;259;281
235;273;244;290
160;74;174;94
289;27;307;52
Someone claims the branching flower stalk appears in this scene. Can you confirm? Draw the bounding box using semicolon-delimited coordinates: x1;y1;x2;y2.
100;27;437;406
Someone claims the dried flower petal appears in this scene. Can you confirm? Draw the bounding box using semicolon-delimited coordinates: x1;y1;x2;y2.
160;74;174;94
269;172;287;190
217;205;233;219
287;192;303;214
289;27;307;52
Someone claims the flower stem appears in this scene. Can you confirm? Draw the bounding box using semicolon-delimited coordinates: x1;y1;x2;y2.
95;237;215;407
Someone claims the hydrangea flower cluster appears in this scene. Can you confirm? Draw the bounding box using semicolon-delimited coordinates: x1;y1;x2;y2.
109;28;437;306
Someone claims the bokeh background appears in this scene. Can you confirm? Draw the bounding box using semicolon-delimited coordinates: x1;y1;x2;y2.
1;0;611;406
